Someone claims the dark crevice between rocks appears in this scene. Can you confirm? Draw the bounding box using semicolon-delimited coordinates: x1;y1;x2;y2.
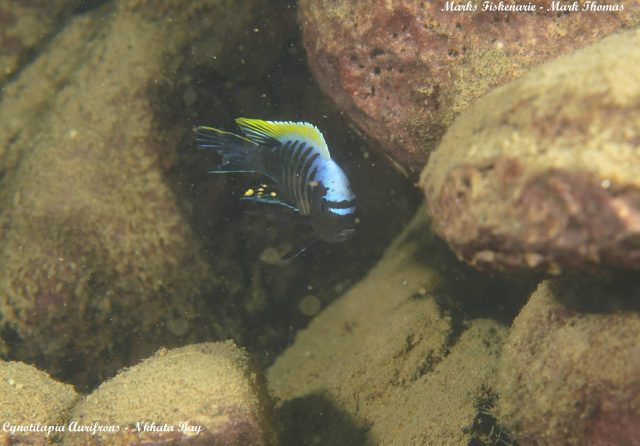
277;393;372;446
146;0;422;376
402;218;528;443
409;348;440;381
463;385;517;446
0;325;20;358
406;224;537;326
404;212;537;381
549;273;640;314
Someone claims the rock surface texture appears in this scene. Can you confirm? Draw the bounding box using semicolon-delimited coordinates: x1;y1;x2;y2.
65;342;276;446
0;0;418;389
268;207;525;445
498;278;640;445
0;360;79;445
299;0;638;177
422;29;640;274
0;0;280;387
0;0;87;84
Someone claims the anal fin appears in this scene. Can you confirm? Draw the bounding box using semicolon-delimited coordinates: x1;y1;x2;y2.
239;184;299;212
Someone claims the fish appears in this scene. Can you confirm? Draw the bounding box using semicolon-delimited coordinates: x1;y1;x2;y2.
195;118;356;259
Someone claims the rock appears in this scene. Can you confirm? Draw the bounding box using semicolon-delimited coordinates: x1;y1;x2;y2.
0;0;87;84
268;206;530;445
421;29;640;274
0;0;277;387
299;0;638;178
0;0;420;391
64;341;276;446
0;360;79;445
497;277;640;445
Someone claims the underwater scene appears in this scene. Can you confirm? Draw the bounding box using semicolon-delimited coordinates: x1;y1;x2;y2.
0;0;639;445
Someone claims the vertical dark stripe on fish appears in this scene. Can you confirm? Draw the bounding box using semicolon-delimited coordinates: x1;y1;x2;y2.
291;145;313;208
291;147;307;207
300;153;320;214
287;143;304;200
284;141;301;200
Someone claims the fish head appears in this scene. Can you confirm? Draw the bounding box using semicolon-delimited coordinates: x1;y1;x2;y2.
309;160;357;243
311;196;357;244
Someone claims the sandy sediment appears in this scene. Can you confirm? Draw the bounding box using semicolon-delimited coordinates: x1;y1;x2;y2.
269;206;528;445
64;341;276;445
0;360;79;445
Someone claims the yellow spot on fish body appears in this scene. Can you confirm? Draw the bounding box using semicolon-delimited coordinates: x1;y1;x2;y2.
270;192;277;197
244;189;255;197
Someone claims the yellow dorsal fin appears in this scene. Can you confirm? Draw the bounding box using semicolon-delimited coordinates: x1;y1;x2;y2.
235;118;331;159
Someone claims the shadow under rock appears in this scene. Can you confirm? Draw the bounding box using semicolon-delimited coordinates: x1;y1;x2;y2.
278;393;372;446
402;210;538;326
549;272;640;314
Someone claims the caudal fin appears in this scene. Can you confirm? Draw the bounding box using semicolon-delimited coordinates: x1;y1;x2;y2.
195;126;259;173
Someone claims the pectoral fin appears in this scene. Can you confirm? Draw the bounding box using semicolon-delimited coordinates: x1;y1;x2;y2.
281;237;319;262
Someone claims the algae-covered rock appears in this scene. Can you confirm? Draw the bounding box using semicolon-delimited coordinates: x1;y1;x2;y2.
0;360;79;445
422;29;640;274
0;0;89;84
0;0;278;387
299;0;638;177
0;0;419;392
497;278;640;445
268;206;529;445
64;341;275;446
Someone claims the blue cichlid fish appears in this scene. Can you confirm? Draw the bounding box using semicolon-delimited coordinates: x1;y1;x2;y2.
195;118;356;259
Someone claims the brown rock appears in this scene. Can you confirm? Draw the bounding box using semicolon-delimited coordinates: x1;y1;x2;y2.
299;0;638;177
421;29;640;273
497;277;640;445
0;360;79;445
64;342;276;446
0;0;275;387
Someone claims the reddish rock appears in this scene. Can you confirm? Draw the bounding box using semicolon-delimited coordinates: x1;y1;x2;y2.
421;30;640;273
498;278;640;446
299;0;638;177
